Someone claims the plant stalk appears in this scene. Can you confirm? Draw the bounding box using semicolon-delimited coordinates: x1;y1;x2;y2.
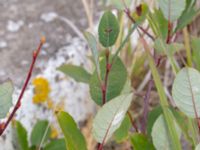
141;79;153;133
141;37;182;150
124;8;155;41
0;37;45;136
183;27;192;67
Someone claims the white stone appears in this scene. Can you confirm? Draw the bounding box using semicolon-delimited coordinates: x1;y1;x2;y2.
7;20;24;32
40;12;58;23
0;40;7;48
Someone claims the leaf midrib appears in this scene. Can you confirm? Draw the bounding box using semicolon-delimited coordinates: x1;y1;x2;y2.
186;69;199;118
100;95;130;144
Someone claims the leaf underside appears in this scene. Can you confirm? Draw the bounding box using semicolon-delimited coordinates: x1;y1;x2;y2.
172;68;200;118
92;94;133;143
0;81;13;119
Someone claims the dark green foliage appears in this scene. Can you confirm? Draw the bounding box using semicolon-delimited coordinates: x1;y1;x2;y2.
147;106;162;137
98;11;119;47
148;9;168;40
30;120;51;146
44;139;66;150
114;115;131;143
175;0;198;32
130;133;155;150
191;37;200;71
56;111;87;150
15;121;29;150
89;56;127;105
58;64;91;83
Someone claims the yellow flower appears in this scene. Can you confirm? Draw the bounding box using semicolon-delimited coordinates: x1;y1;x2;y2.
32;77;50;104
50;125;59;139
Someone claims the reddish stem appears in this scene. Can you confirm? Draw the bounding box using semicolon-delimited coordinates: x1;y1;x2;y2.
98;51;112;150
101;50;111;105
98;143;103;150
101;84;106;105
124;9;155;41
127;111;138;132
166;22;172;44
0;37;45;136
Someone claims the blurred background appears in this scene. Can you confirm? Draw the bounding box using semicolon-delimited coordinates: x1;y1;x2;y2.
0;0;200;150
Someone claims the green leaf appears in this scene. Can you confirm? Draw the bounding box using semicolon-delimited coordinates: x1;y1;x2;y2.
30;120;51;146
0;80;13;119
130;133;155;150
107;0;131;10
151;111;181;150
89;56;127;105
144;39;182;149
147;106;162;137
98;11;119;47
148;9;168;40
172;67;200;118
170;107;194;145
154;38;166;55
44;139;66;150
154;38;183;55
56;111;87;150
58;64;91;84
168;43;184;56
158;0;186;22
170;108;189;133
175;0;197;32
15;121;29;150
113;114;131;143
120;79;132;95
191;37;200;71
92;93;133;143
154;38;181;74
84;32;100;74
29;146;36;150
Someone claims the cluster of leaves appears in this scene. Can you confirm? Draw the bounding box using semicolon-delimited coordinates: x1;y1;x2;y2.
1;0;200;150
14;120;66;150
57;0;200;149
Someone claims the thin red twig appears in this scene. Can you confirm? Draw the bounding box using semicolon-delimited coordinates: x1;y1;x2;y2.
0;37;45;136
166;22;172;43
101;50;111;105
124;9;155;41
127;111;138;132
98;50;112;149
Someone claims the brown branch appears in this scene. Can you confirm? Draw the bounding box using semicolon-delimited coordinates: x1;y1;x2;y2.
141;80;153;133
166;22;173;43
0;37;45;136
101;50;111;105
98;50;112;150
124;9;155;41
127;111;138;132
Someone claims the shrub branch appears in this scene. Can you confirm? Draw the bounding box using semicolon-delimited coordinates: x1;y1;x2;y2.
0;37;45;136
